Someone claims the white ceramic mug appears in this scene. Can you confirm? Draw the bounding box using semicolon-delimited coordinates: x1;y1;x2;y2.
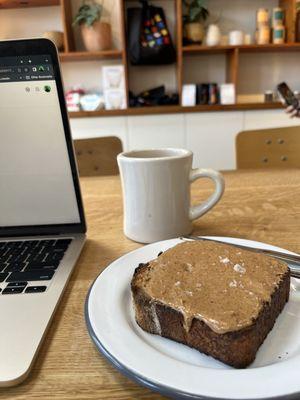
117;149;225;243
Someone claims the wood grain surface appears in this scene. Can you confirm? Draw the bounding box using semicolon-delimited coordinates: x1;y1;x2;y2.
1;169;300;400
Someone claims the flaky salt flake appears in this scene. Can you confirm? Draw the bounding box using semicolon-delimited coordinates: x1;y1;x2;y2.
229;280;237;288
174;281;181;287
233;264;246;274
185;263;193;272
219;256;230;264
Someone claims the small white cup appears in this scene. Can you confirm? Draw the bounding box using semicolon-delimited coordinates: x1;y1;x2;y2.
229;30;244;45
117;148;225;243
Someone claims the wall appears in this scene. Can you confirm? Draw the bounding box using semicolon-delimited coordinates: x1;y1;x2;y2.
1;3;300;171
70;109;300;170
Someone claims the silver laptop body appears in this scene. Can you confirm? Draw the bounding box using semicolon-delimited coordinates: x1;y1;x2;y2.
0;38;86;386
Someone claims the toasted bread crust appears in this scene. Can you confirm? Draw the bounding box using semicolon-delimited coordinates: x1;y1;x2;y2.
131;262;290;368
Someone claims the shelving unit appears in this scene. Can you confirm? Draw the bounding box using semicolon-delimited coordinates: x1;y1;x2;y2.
0;0;59;8
182;43;300;54
59;49;123;62
0;0;298;118
69;102;282;118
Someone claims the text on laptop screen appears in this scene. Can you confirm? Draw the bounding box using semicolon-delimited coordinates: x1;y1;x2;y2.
0;55;81;227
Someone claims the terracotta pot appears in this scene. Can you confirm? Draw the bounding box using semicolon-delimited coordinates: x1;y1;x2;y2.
81;21;112;52
184;22;205;44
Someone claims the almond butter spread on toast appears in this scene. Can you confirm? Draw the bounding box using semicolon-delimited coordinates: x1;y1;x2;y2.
136;241;289;334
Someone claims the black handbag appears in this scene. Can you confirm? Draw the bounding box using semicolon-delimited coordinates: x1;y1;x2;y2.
127;0;176;65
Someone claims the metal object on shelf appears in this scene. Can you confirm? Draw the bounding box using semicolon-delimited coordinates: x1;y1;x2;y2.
264;90;274;103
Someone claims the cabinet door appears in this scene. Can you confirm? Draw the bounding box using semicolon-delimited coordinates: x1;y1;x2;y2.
70;116;128;150
186;112;244;170
244;110;300;130
127;114;185;149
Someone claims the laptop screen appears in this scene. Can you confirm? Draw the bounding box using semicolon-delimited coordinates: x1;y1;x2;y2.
0;54;81;228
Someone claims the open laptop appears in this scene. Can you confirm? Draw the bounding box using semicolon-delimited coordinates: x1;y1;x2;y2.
0;38;86;386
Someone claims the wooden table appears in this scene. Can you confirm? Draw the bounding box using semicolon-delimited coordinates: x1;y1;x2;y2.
1;169;300;400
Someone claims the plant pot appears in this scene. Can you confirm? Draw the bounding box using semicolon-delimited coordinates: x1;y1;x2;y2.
184;22;205;44
81;21;112;52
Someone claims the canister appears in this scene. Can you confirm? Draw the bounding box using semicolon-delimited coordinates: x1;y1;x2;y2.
273;25;285;44
272;7;285;27
257;8;269;26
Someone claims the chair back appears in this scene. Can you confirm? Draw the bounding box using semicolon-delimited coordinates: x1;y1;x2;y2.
236;126;300;169
73;136;123;176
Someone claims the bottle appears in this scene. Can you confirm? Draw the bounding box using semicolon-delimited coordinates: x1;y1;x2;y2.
296;0;300;42
256;8;270;45
273;24;285;44
257;24;270;44
257;8;269;26
272;7;284;28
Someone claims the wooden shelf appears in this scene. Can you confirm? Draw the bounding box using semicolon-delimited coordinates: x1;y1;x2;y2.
68;102;283;118
0;0;59;8
2;0;297;119
183;43;300;55
59;50;123;62
183;45;235;54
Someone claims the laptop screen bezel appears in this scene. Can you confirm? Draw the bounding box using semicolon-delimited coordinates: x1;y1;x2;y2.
0;38;86;236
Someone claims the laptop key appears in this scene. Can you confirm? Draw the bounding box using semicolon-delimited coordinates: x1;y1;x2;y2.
25;286;47;293
2;287;24;294
46;252;65;262
6;270;54;282
0;272;9;282
7;281;27;288
26;262;59;270
13;254;30;263
5;262;26;272
26;255;47;263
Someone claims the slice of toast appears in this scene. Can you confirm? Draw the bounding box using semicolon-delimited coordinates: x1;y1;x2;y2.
131;241;290;368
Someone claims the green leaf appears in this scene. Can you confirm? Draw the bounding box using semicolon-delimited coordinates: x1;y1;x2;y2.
73;1;102;26
183;0;209;23
190;7;201;22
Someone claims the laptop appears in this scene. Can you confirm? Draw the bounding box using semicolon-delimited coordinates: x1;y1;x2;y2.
0;38;86;386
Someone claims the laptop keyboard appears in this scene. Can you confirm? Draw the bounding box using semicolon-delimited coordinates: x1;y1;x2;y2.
0;238;72;295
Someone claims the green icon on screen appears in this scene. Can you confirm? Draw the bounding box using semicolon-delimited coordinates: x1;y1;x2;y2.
44;85;51;93
38;66;45;72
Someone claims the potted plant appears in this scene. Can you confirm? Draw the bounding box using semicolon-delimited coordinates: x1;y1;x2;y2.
183;0;209;44
73;0;112;52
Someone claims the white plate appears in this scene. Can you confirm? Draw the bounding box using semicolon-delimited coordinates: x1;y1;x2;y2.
85;237;300;400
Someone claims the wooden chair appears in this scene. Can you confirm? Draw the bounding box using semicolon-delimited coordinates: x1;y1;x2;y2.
236;126;300;169
73;136;123;176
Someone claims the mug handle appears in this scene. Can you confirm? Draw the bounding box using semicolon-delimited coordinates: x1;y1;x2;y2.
189;168;225;221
